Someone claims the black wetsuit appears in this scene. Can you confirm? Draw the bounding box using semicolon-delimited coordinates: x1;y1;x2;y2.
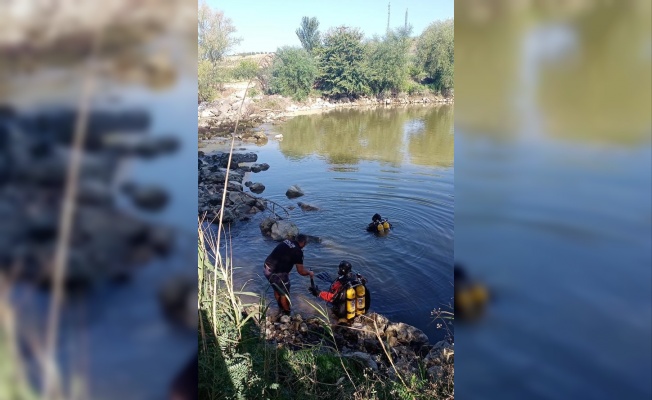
263;239;304;294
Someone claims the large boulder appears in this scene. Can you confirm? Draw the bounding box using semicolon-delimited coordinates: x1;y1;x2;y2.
249;182;265;194
285;185;304;199
423;340;454;367
270;220;299;241
259;217;276;236
385;322;429;349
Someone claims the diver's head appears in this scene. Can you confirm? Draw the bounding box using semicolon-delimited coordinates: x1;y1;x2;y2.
372;213;382;223
338;260;353;276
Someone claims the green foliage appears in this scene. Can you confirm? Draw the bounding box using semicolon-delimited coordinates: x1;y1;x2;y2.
198;59;222;102
316;26;371;98
416;19;454;95
295;16;321;54
198;1;242;62
404;81;431;96
231;59;259;80
367;27;413;96
247;87;260;97
269;46;318;101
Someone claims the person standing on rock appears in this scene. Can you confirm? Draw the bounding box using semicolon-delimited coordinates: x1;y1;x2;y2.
264;234;313;316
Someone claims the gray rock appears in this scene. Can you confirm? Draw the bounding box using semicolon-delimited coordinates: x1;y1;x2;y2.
249;182;265;194
424;340;454;365
297;202;319;211
133;135;180;158
259;163;270;171
254;199;267;211
285;185;304;199
259;217;276;236
121;183;169;211
157;274;197;330
385;322;429;348
427;366;443;381
345;352;378;371
229;191;253;205
280;315;291;324
270;220;299;241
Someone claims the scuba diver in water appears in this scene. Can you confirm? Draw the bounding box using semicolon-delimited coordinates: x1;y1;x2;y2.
366;213;392;233
454;263;489;321
309;260;371;322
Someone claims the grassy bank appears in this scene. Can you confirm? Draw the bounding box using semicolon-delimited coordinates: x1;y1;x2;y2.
197;221;453;400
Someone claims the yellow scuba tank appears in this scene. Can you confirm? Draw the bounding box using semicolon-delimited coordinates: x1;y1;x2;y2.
471;284;488;304
346;287;356;319
355;284;366;315
383;221;390;230
377;223;384;232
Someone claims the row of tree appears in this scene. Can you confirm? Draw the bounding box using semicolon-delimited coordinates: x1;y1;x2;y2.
266;17;454;101
197;2;453;102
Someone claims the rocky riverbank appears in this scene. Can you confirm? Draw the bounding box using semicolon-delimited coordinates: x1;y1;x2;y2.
198;82;453;140
248;308;454;385
0;106;179;291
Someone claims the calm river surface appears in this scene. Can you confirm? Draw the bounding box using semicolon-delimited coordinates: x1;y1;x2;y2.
215;105;454;343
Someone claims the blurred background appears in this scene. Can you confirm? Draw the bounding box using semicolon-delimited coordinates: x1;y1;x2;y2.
454;0;651;399
0;1;197;400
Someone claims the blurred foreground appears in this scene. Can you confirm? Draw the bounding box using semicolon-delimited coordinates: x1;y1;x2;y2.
455;0;651;399
0;1;197;400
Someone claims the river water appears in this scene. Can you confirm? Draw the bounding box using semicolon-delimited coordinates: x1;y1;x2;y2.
454;7;652;399
213;105;455;343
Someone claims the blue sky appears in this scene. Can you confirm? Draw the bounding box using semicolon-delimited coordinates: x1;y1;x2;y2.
205;0;454;54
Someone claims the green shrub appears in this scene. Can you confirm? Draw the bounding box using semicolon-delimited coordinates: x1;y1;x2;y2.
247;87;260;97
232;59;259;80
269;46;318;101
367;28;412;96
316;26;371;98
416;19;454;95
198;59;220;102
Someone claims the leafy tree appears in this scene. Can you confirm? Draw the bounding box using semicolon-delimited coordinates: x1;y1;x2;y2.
231;59;258;80
198;59;229;102
198;1;242;62
367;26;413;96
269;46;318;101
316;27;370;98
295;16;321;54
416;19;454;95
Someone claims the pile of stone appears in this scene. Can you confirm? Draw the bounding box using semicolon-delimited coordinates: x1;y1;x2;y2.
0;105;177;290
198;150;270;223
256;310;453;383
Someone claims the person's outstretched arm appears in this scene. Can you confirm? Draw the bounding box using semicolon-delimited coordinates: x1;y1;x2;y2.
296;263;314;278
